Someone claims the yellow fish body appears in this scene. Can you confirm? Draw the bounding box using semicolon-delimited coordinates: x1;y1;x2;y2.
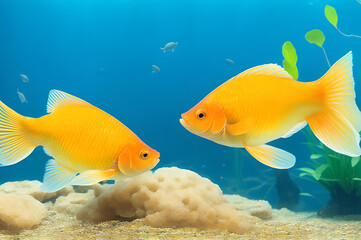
180;52;361;168
0;90;160;192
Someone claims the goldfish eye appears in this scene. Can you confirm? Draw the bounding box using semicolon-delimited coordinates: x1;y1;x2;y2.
140;150;150;160
196;110;206;120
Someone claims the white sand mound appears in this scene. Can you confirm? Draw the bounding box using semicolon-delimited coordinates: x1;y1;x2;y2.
77;167;259;234
0;193;47;230
225;194;273;220
0;180;73;202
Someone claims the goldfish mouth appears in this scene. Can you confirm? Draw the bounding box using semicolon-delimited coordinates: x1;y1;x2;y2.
179;118;189;128
153;158;160;168
179;114;191;128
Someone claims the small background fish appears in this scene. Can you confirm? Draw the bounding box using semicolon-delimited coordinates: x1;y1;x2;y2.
17;88;27;104
225;58;235;65
19;74;29;82
152;65;160;73
161;42;178;52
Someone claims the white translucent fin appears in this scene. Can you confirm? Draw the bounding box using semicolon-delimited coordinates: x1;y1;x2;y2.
0;101;36;166
43;147;52;157
69;169;116;186
243;142;296;169
282;121;307;138
238;64;294;79
40;159;77;192
307;52;361;157
47;90;90;113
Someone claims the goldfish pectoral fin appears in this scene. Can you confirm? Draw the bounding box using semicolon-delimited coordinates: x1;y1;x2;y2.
281;121;307;138
0;101;36;166
226;120;251;136
243;142;296;169
40;159;77;193
69;169;116;186
47;90;90;113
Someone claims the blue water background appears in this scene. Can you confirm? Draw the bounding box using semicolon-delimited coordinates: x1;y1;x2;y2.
1;0;361;211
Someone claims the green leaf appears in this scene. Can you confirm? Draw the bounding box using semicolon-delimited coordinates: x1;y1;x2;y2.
299;167;317;179
351;157;360;167
299;192;313;197
325;5;338;28
298;167;316;175
299;192;325;206
299;172;312;177
282;60;298;80
310;154;323;160
315;164;328;180
282;41;297;64
305;29;325;47
319;178;340;182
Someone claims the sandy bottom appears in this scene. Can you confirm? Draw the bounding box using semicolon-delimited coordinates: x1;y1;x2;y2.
0;206;360;240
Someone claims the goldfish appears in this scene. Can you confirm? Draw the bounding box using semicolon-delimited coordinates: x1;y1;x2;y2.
161;42;178;52
0;90;160;192
180;52;361;169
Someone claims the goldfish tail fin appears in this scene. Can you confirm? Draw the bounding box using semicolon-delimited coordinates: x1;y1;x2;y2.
307;51;361;157
0;101;36;166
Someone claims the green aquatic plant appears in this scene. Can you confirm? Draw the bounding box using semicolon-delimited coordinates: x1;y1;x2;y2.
299;192;324;207
305;29;330;67
325;5;361;39
282;41;298;80
299;128;361;217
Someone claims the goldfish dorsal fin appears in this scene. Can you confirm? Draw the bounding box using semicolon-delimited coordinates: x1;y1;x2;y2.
240;64;294;79
47;90;90;113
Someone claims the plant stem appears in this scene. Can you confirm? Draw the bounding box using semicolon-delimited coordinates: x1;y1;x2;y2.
321;46;331;67
336;27;361;39
263;182;275;200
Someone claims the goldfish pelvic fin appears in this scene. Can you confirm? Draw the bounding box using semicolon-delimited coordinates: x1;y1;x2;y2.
243;142;296;169
40;159;77;192
307;52;361;157
0;101;36;166
69;169;116;186
240;64;294;80
47;90;90;113
282;121;307;138
226;119;252;136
